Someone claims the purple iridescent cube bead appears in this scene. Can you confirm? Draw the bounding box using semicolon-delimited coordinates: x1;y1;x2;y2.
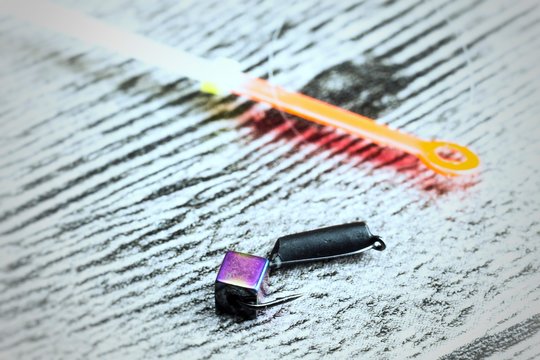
215;251;270;318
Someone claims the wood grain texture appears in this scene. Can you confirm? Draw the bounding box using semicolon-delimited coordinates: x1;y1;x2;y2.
0;0;539;359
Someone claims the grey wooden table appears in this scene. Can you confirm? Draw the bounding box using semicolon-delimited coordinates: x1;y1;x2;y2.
1;0;539;359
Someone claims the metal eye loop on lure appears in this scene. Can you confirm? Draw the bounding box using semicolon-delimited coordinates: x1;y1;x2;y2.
372;237;386;251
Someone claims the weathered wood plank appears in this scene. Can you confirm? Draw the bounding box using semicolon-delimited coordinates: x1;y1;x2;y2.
0;0;539;358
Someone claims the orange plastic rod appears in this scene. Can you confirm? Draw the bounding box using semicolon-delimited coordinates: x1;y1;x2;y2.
233;77;480;176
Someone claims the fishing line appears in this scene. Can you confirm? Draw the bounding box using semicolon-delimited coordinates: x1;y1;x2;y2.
266;17;305;140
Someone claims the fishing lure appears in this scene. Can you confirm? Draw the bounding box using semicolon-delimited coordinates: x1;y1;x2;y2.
1;0;480;176
215;222;385;319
